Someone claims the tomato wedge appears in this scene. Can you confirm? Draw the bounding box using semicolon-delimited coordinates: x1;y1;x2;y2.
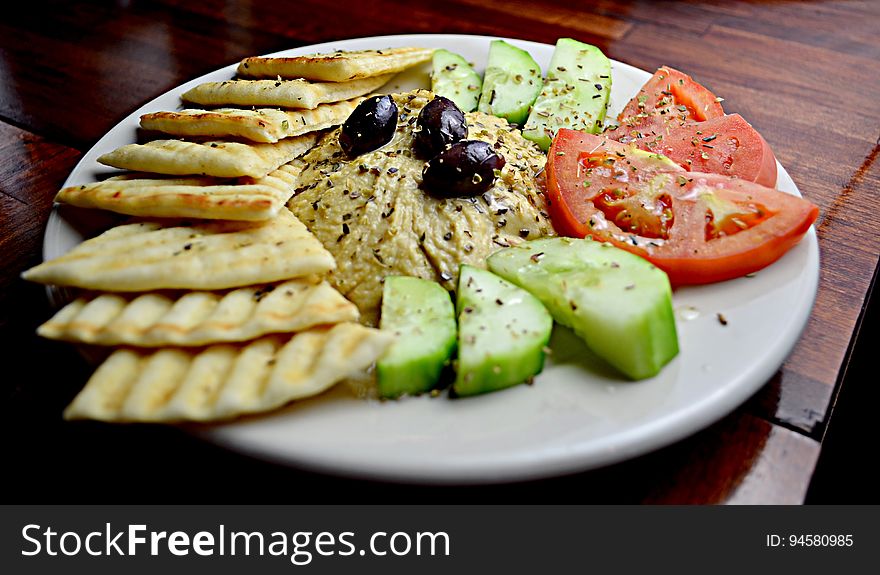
604;67;777;187
605;66;725;143
637;114;779;188
546;129;819;285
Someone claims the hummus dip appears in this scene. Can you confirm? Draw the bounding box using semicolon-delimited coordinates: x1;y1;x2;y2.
288;90;554;324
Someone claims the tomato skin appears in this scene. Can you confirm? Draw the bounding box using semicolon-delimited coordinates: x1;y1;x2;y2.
637;114;779;188
546;129;819;285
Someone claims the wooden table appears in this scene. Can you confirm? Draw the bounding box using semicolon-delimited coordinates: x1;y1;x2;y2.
2;0;878;503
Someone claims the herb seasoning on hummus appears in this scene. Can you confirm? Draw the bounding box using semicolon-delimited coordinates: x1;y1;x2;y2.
288;90;554;324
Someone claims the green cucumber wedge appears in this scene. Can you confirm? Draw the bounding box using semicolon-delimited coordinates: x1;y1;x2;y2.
431;49;482;112
454;265;552;397
477;40;543;126
488;237;678;380
377;276;457;398
523;38;612;151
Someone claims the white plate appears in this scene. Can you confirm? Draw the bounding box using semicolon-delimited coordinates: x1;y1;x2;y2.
45;34;819;483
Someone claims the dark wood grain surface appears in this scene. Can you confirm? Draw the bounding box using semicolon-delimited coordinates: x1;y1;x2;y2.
2;0;878;503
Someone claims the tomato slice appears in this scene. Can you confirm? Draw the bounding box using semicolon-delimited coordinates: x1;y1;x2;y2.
547;129;818;285
546;131;685;238
606;66;725;143
635;114;779;188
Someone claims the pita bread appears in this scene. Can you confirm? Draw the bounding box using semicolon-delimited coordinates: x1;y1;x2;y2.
37;278;358;347
54;164;300;221
182;75;391;109
22;210;335;291
237;47;434;82
97;133;317;178
63;323;394;422
140;98;362;143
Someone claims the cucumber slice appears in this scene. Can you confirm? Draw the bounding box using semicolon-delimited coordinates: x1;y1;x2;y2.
523;38;612;151
431;49;482;112
454;265;552;397
488;237;678;380
377;276;456;398
477;40;543;126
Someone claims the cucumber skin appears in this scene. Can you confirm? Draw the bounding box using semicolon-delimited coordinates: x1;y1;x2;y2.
523;38;612;151
478;40;543;126
431;49;482;112
377;276;457;398
453;265;552;397
487;238;679;380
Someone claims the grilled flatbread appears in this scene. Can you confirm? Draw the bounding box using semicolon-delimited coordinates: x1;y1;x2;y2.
182;75;390;109
22;210;335;291
237;47;434;82
55;164;300;221
37;278;358;347
140;99;362;143
97;133;317;178
62;323;394;422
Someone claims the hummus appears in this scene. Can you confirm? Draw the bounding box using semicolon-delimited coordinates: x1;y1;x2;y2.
288;90;554;324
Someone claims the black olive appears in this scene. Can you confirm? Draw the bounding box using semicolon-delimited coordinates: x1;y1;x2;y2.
422;140;505;197
414;96;467;158
339;95;398;157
